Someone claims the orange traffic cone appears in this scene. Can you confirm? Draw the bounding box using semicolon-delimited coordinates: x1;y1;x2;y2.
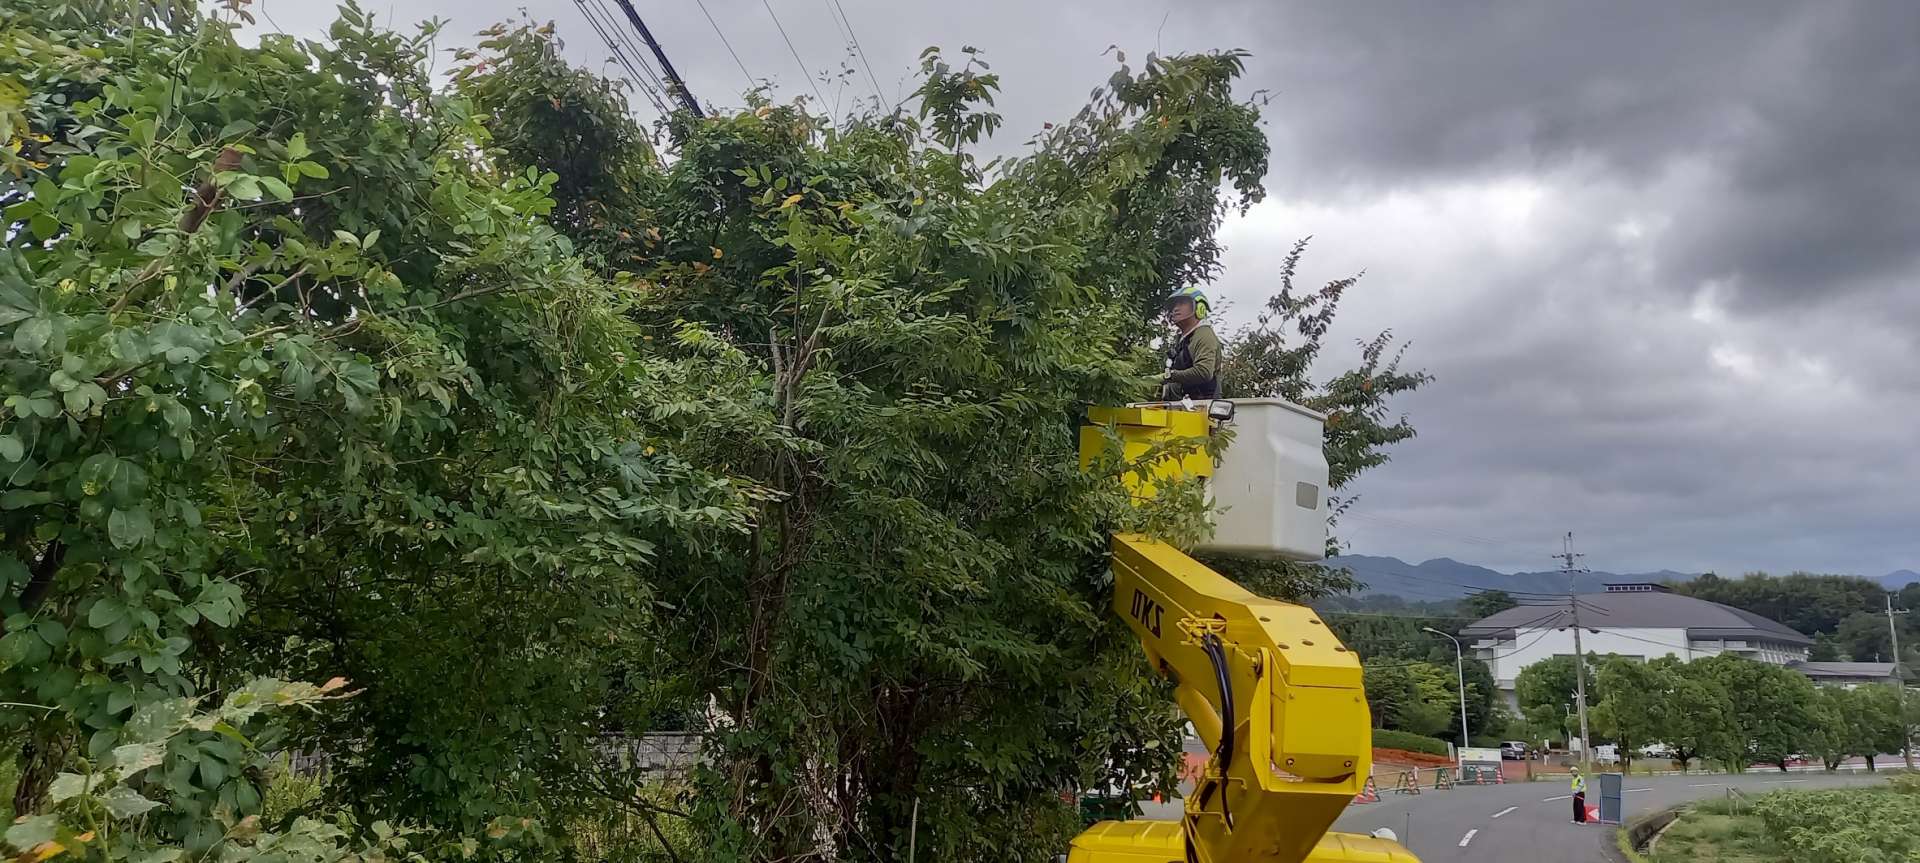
1352;775;1381;804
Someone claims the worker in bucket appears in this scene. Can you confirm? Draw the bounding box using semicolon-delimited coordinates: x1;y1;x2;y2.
1160;286;1220;401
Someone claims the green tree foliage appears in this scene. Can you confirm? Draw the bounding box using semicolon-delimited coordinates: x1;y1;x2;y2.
1835;611;1920;667
1590;657;1663;770
1514;654;1603;718
1672;571;1889;640
1803;685;1902;772
1460;590;1519;620
1690;654;1819;771
1326;613;1498;740
0;0;752;844
1652;658;1740;771
1362;663;1452;737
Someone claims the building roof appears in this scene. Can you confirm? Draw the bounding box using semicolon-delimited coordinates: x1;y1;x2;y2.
1790;661;1898;679
1459;591;1813;647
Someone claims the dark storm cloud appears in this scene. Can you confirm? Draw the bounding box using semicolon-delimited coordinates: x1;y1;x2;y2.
1238;2;1920;309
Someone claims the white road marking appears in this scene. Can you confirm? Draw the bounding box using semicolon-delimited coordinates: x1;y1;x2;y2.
1625;788;1651;793
1542;794;1571;802
1459;829;1478;847
1491;806;1517;819
1687;783;1723;788
1766;779;1809;784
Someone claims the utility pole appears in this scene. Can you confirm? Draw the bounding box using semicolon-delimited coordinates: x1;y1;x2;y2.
1890;593;1912;770
612;0;705;116
1556;532;1592;772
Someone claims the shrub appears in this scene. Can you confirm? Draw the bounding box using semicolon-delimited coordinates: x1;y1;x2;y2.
1749;787;1920;863
1372;730;1450;757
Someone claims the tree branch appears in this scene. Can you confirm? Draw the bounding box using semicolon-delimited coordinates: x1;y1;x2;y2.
108;147;244;317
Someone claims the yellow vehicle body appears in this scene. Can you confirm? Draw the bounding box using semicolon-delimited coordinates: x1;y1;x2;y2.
1073;405;1419;863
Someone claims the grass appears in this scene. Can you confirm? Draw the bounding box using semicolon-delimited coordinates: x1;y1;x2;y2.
1647;798;1787;863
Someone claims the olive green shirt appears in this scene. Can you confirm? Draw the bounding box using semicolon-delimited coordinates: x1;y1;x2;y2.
1163;323;1220;400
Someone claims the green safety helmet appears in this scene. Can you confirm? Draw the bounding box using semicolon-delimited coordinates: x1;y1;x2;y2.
1166;286;1210;320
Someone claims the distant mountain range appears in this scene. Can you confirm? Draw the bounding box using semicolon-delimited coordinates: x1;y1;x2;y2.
1330;554;1920;599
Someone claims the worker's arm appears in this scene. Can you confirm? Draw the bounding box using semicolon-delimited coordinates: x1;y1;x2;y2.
1164;325;1220;389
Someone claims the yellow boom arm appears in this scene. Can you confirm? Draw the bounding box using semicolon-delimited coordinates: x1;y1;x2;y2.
1071;406;1416;863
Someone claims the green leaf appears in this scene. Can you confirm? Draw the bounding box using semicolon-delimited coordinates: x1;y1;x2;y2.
0;434;22;463
103;785;162;819
0;557;26;588
286;132;311;160
111;741;166;776
0;490;52;509
108;507;154;549
259;176;293;202
48;771;98;802
13;316;51;353
199;755;226;788
87;597;126;628
4;815;56;851
62;385;96;416
333;229;359;248
124;696;193;744
225;175;262;201
296;160;330;179
77;449;118;492
0;630;35;668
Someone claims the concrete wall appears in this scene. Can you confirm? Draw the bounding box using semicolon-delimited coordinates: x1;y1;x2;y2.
1473;627;1807;690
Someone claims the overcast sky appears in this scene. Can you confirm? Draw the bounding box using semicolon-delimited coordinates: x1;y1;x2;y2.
251;1;1920;578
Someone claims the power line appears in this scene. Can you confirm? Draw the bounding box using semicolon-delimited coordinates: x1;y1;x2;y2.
693;0;755;88
822;0;885;108
611;0;705;115
574;0;672;117
761;0;827;107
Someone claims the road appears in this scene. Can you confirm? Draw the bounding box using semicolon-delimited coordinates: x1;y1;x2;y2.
1327;770;1889;862
1139;769;1895;862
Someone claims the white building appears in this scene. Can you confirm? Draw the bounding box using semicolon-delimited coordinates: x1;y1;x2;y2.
1460;582;1813;704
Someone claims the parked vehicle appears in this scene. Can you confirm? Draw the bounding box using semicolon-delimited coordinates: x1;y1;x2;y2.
1499;740;1530;760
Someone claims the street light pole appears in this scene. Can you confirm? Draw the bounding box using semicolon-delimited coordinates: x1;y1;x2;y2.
1424;627;1470;749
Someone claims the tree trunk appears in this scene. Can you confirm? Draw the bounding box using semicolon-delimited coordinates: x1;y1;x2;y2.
12;724;70;816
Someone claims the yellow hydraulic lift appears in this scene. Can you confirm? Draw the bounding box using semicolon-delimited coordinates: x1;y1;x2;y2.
1071;401;1418;863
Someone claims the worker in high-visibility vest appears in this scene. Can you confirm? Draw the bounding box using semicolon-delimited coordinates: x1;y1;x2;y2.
1570;767;1588;823
1160;287;1219;400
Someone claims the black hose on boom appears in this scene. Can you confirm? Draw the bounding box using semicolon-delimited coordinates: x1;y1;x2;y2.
1203;632;1235;830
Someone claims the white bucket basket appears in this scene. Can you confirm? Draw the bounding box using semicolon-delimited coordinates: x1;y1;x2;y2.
1199;398;1330;561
